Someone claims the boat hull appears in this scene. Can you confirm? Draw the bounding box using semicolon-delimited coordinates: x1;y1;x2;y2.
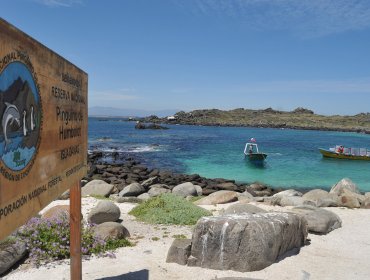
244;153;267;164
319;149;370;161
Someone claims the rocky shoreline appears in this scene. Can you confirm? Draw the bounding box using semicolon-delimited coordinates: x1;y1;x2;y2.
84;151;370;209
85;151;282;198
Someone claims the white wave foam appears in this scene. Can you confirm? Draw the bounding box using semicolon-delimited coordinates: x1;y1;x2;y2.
89;145;162;153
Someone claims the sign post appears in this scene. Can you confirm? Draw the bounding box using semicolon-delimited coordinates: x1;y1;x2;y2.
70;182;82;279
0;18;87;279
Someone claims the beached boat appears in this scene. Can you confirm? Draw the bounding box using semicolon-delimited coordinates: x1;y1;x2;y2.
244;139;267;164
319;145;370;161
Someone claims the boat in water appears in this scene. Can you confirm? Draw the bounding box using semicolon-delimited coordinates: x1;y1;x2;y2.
319;145;370;161
244;138;267;164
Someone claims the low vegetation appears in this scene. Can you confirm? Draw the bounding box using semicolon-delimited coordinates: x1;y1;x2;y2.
129;194;211;225
15;215;132;265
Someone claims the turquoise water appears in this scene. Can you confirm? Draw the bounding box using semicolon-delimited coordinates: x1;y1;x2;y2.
89;118;370;192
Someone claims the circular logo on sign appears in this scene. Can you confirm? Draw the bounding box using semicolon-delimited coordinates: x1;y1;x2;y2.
0;61;41;173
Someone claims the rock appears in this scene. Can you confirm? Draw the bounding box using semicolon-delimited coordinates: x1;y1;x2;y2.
237;191;255;203
172;182;198;198
166;239;192;265
221;202;267;215
279;196;315;207
253;190;273;197
365;192;370;198
58;189;70;200
135;122;168;130
0;241;27;275
215;182;238;191
114;196;143;204
339;191;361;208
82;180;114;197
188;213;307;272
141;176;159;188
302;189;339;207
268;189;306;206
148;185;171;197
290;206;342;234
273;189;303;198
202;188;218;196
137;193;151;200
330;178;361;195
41;205;70;220
88;201;121;224
93;222;130;241
118;183;145;197
195;191;238;205
247;182;267;192
361;196;370;209
194;185;203;196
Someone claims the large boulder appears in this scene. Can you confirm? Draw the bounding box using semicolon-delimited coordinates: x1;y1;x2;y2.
330;178;361;195
221;203;267;215
172;182;198;197
188;213;307;272
118;183;145;197
41;205;70;220
195;191;238;205
338;190;362;208
88;201;121;224
279;196;314;207
361;196;370;209
290;205;342;234
166;239;192;265
148;185;171;197
302;189;339;207
93;222;130;241
273;189;303;198
0;241;27;275
237;191;255;203
82;180;114;197
268;189;304;206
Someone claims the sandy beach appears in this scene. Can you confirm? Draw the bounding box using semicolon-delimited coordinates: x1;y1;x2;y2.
3;197;370;280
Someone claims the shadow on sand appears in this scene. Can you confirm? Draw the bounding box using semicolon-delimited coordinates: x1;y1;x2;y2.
96;269;149;280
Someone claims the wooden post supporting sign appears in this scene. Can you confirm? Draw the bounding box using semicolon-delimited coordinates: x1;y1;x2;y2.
0;18;87;279
70;182;82;280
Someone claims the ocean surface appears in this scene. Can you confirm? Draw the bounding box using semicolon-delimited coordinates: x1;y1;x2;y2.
89;117;370;192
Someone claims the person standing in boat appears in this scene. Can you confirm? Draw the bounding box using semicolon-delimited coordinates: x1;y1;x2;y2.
337;145;344;153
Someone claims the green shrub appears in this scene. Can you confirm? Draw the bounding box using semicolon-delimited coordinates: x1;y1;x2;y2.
16;214;132;265
129;194;211;225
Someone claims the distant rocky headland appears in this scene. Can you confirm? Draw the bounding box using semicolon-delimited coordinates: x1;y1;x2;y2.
137;107;370;134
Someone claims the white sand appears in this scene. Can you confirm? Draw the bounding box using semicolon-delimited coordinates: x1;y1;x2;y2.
3;198;370;280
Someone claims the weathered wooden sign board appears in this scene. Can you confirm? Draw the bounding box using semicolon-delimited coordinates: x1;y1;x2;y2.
0;18;88;241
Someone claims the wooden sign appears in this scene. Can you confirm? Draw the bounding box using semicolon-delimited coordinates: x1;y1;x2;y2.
0;18;88;240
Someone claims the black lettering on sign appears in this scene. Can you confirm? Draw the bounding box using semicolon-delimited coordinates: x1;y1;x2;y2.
60;145;80;160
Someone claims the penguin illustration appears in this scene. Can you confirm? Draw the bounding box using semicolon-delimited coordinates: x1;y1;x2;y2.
30;105;36;131
23;110;28;136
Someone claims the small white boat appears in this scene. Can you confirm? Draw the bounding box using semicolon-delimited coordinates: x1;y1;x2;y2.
243;138;267;164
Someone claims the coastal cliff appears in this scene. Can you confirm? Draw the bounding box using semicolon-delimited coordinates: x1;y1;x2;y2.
141;107;370;133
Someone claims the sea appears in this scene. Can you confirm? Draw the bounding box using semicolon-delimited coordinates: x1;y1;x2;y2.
89;117;370;192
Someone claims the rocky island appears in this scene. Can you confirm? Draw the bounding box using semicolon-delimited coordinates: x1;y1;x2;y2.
140;107;370;133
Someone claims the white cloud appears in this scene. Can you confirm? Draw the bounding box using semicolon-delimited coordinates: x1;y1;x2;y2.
35;0;83;7
174;0;370;37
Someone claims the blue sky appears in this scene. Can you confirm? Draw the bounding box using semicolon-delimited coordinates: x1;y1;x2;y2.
2;0;370;115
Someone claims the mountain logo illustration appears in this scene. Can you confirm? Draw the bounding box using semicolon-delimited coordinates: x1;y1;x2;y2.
0;61;42;173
